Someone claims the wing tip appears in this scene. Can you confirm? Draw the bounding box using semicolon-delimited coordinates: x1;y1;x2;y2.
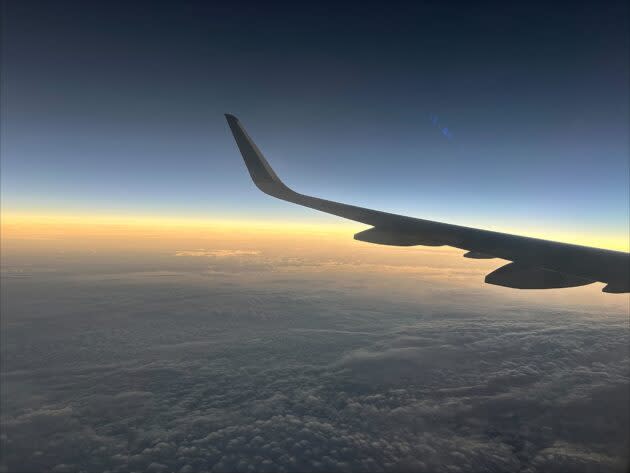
225;113;291;195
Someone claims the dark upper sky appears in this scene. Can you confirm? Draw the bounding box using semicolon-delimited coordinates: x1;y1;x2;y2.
2;0;628;243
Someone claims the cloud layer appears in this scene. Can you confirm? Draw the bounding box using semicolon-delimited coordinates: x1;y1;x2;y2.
1;249;628;472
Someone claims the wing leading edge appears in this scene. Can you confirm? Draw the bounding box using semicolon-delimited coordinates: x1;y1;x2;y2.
225;114;629;293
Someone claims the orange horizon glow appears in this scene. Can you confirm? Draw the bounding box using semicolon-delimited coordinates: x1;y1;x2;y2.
2;211;628;311
2;211;628;252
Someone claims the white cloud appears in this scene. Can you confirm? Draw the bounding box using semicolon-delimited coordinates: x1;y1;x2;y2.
175;249;261;257
1;252;628;472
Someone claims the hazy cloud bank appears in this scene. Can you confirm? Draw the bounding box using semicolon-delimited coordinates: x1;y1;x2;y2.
1;250;628;472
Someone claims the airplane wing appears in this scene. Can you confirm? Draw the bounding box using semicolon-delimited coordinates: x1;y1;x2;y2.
225;114;629;293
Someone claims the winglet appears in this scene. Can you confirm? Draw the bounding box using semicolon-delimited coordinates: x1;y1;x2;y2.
225;114;290;196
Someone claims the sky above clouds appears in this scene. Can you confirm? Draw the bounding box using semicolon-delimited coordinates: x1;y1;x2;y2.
1;0;629;249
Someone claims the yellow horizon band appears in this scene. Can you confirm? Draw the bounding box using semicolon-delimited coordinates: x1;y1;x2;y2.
1;212;628;252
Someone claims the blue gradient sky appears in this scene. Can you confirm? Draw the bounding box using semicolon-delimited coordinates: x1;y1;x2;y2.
2;1;628;244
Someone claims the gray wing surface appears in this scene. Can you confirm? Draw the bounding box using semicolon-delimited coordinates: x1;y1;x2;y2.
225;114;629;293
